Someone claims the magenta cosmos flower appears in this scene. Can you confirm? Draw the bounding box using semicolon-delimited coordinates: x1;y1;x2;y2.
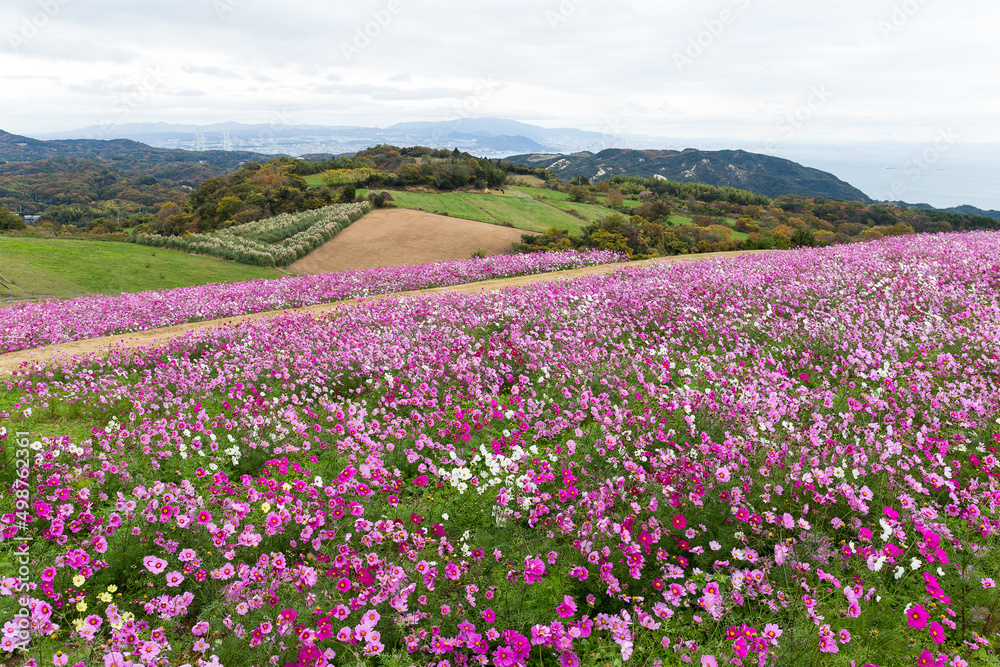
906;605;929;630
927;621;946;645
556;595;577;618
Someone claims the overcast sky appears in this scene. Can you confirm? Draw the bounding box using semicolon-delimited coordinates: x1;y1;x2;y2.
2;0;998;145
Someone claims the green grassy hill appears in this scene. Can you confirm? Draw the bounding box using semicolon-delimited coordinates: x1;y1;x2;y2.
0;237;281;298
360;190;589;235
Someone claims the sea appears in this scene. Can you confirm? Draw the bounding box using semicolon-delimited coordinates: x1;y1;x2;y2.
750;141;1000;212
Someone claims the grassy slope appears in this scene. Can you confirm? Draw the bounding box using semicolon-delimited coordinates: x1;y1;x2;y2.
512;186;573;201
360;190;588;235
0;237;282;297
461;195;585;234
377;191;497;224
363;186;745;242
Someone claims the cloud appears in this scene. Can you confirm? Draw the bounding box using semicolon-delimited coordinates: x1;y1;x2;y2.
0;0;996;147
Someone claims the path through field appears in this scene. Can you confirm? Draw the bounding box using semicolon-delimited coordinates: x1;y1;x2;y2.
290;208;528;274
0;250;764;376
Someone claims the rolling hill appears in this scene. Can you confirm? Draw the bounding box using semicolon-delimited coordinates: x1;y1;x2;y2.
506;148;873;202
0;129;264;185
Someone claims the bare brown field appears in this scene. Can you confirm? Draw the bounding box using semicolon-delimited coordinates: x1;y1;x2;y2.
290;208;529;274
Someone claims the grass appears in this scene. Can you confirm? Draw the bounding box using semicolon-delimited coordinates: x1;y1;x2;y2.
462;195;587;234
0;236;282;298
372;191;497;224
361;190;589;235
545;200;618;223
303;174;326;188
504;174;548;187
511;186;573;201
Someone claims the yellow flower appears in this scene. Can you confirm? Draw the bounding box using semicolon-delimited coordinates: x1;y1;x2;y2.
98;592;113;603
72;574;86;587
76;601;88;612
107;584;118;592
261;502;271;512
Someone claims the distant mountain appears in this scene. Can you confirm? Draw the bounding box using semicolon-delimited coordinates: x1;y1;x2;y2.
506;148;873;202
38;117;657;158
0;129;264;185
887;201;1000;220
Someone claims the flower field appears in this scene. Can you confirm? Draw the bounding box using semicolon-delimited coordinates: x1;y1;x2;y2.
129;203;373;267
1;231;999;667
0;249;626;355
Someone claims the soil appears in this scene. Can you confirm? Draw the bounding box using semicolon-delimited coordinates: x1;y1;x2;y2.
290;209;527;274
0;249;765;377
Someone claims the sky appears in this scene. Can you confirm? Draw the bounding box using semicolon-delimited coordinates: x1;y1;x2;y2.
2;0;998;206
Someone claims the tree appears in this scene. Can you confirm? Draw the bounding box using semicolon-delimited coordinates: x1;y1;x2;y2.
215;196;243;225
605;189;625;208
568;185;591;203
790;225;817;247
0;208;26;231
340;184;357;203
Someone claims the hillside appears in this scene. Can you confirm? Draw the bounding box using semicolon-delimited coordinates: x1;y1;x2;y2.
0;236;280;297
0;129;266;184
507;148;872;202
894;201;1000;220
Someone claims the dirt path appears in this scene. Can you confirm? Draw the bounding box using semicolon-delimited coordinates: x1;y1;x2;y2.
290;209;529;275
0;250;763;376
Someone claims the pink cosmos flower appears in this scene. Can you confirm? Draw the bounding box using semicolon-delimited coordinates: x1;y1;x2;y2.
523;556;546;584
413;475;428;487
165;571;184;587
142;556;168;574
556;596;577;618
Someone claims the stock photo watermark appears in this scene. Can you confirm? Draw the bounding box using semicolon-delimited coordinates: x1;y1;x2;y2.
256;108;295;148
214;0;243;21
877;128;958;202
7;0;71;52
431;77;503;144
878;0;931;39
674;0;752;72
9;432;33;652
341;0;404;64
89;67;167;140
765;85;834;150
546;0;588;29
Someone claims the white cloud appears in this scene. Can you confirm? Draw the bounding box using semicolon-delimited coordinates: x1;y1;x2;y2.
0;0;996;146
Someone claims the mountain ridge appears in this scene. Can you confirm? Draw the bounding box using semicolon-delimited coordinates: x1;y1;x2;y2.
506;148;873;202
